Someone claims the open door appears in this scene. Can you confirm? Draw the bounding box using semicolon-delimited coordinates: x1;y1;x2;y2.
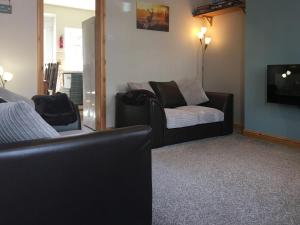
82;17;96;130
37;0;106;130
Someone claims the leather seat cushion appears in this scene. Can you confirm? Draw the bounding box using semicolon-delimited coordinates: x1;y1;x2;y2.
165;106;224;129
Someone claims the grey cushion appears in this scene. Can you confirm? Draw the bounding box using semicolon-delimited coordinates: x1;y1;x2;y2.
164;106;224;129
177;106;224;124
176;76;209;105
127;82;154;93
0;88;35;107
0;101;60;144
164;108;199;129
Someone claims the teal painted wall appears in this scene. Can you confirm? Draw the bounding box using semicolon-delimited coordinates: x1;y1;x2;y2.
245;0;300;141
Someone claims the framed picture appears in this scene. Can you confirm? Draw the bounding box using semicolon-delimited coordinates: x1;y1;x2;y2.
136;1;169;32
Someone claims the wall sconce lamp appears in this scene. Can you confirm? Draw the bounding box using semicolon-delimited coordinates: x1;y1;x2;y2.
197;27;212;88
0;65;14;88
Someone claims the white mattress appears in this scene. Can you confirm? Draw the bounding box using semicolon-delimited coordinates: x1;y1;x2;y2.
165;106;224;129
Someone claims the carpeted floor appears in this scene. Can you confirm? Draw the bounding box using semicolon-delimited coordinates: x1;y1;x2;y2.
152;134;300;225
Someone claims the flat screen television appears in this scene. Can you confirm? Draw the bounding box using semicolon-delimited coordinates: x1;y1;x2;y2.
267;64;300;106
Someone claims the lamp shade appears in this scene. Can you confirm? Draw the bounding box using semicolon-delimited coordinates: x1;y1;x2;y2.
200;27;207;34
0;66;4;76
197;31;204;40
205;37;212;45
3;72;13;82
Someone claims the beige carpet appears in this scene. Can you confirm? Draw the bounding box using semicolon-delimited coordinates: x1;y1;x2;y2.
152;134;300;225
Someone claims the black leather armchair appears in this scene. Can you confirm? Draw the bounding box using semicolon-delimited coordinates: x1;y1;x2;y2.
116;92;233;148
0;126;152;225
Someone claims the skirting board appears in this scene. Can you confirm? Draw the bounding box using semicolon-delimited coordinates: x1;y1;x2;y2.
234;124;244;134
243;130;300;149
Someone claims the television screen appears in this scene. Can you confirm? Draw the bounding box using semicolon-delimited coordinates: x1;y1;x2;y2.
267;65;300;106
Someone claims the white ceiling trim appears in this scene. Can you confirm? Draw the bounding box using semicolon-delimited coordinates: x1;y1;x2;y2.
44;0;95;11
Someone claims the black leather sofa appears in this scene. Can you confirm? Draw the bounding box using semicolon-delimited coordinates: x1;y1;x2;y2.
0;126;152;225
116;92;233;148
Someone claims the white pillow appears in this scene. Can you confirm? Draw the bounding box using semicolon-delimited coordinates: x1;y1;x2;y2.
0;101;60;144
127;82;154;93
176;76;209;105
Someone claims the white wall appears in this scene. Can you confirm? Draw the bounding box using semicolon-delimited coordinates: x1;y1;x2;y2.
204;11;245;125
0;0;37;98
106;0;201;127
44;5;94;67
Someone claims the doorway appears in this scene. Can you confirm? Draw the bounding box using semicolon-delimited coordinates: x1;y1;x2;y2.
37;0;106;130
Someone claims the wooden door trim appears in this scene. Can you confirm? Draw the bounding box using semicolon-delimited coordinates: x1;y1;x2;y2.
37;0;106;130
95;0;106;130
37;0;44;95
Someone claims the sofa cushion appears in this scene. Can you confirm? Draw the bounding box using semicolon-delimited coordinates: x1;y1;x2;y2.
164;108;199;129
0;87;35;107
177;106;224;124
128;82;154;93
176;76;209;105
0;101;60;144
150;81;186;108
165;106;224;129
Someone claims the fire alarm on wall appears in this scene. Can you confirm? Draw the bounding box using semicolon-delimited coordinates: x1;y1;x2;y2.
59;35;64;49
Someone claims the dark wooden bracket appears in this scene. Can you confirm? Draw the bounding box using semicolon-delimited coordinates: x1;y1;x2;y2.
203;16;213;26
241;6;246;14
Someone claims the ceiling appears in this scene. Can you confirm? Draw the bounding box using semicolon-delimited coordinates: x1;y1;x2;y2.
44;0;95;11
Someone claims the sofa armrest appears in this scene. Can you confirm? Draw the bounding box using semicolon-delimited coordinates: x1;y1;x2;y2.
116;93;150;127
116;93;165;148
148;98;166;148
0;126;152;225
201;92;234;135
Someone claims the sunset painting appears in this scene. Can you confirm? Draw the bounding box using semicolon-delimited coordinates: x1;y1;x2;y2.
136;1;169;32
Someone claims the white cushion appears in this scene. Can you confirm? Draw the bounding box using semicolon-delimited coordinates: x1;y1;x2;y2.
164;106;224;129
177;106;224;124
176;76;209;105
127;82;154;93
164;108;199;129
